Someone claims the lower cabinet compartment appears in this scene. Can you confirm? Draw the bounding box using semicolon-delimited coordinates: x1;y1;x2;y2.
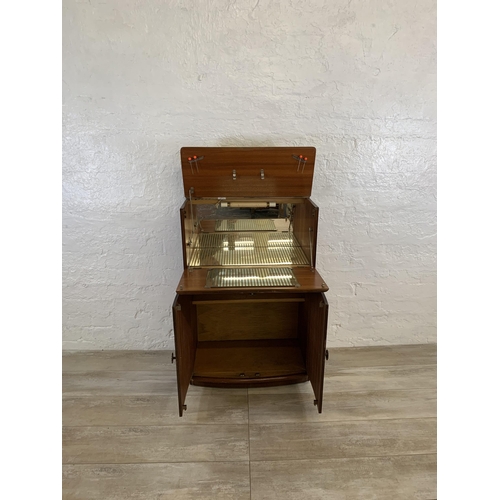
192;339;308;387
172;293;328;416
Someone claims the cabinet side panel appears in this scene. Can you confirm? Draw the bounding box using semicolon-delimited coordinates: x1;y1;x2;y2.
293;199;319;268
172;294;197;416
305;292;329;413
180;201;197;269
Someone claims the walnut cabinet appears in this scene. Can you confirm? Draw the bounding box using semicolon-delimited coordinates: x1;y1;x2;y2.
172;147;329;416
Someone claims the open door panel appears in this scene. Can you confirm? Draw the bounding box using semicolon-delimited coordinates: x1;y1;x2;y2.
172;294;197;416
305;292;329;413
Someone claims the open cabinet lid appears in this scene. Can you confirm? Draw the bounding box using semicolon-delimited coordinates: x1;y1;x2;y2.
180;147;316;198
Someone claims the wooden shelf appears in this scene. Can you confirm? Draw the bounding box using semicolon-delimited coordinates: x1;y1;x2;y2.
192;339;307;382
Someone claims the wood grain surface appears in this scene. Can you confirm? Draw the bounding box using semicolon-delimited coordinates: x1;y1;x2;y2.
248;364;436;395
196;301;299;341
63;424;249;464
249;418;436;461
172;293;198;416
193;339;306;378
292;198;319;268
248;388;437;424
63;462;250;500
330;343;437;369
62;343;437;499
180;147;316;198
62;350;172;372
63;393;249;426
250;454;436;500
62;370;177;396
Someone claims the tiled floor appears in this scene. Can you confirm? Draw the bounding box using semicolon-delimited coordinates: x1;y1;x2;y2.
62;344;437;499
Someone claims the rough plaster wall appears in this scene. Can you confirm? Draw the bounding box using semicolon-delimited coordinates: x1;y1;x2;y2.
62;0;436;350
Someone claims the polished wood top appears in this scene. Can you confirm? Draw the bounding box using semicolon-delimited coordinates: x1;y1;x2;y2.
176;267;329;294
180;147;316;199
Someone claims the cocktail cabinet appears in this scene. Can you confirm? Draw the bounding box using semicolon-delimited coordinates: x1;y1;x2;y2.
171;147;329;416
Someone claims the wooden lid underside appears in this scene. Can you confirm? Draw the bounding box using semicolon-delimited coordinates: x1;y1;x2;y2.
180;147;316;198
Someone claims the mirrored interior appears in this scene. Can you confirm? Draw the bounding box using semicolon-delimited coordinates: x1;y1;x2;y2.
185;202;311;268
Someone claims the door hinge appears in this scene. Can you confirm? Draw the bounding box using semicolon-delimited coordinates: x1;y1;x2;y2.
319;301;324;308
174;305;181;311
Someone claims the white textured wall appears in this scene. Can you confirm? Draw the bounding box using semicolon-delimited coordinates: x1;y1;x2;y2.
62;0;436;349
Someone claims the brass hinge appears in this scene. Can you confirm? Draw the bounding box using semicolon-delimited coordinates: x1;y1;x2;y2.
319;301;324;308
174;305;181;311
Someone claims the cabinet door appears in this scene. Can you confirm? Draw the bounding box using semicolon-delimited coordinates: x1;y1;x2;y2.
305;292;329;413
172;294;197;416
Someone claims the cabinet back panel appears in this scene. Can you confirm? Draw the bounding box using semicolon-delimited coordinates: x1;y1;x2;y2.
196;302;298;341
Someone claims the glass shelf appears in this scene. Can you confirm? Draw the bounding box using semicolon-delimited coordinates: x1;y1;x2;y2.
215;219;277;232
205;267;299;288
188;232;309;267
